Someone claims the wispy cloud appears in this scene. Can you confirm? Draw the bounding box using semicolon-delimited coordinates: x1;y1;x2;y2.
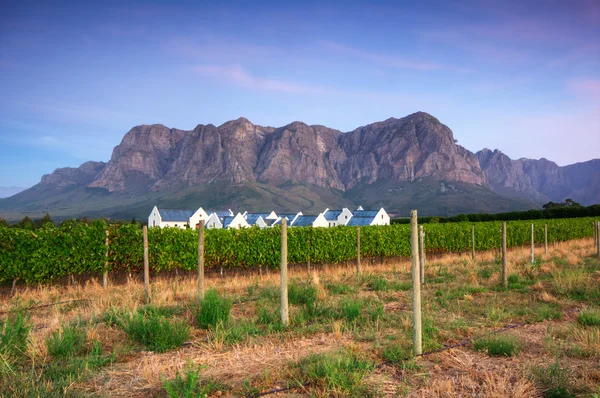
320;41;471;73
194;65;335;95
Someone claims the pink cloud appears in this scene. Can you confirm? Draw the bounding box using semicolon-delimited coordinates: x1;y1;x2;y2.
568;79;600;99
194;65;334;95
320;41;471;73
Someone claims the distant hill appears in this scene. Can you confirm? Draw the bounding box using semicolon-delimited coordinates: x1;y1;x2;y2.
1;112;598;221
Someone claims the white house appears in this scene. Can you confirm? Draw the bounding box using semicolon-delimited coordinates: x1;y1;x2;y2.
244;213;268;228
347;208;390;226
205;212;224;229
148;206;210;229
222;212;250;229
273;212;302;226
322;208;354;227
290;213;329;228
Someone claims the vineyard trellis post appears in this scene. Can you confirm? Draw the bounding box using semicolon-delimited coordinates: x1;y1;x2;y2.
103;229;109;288
594;221;597;250
280;218;289;327
410;210;422;356
544;224;548;256
143;226;151;303
10;279;17;297
356;227;361;275
471;225;475;260
530;223;535;264
502;222;508;289
419;225;425;284
596;221;600;258
197;220;205;301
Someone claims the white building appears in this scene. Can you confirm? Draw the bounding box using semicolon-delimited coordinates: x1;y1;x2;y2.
222;212;250;229
290;213;329;228
347;207;390;226
148;206;210;229
322;208;353;227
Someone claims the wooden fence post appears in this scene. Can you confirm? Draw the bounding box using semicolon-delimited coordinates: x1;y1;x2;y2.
356;227;362;275
410;210;422;356
419;225;425;284
280;218;289;327
143;226;151;303
530;223;535;264
544;224;548;256
471;225;475;260
197;220;205;301
10;279;17;297
103;229;109;288
596;221;600;259
502;222;508;289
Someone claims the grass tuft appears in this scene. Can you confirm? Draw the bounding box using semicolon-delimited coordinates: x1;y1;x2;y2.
197;288;232;330
473;334;520;357
122;312;190;353
531;358;575;398
46;323;86;358
0;311;31;360
163;365;221;398
577;309;600;326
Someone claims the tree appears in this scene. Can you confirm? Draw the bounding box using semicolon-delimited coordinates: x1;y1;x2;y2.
0;218;8;228
16;216;34;230
39;213;55;228
130;217;138;225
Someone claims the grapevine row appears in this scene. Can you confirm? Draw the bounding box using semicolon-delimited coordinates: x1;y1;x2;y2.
0;218;597;284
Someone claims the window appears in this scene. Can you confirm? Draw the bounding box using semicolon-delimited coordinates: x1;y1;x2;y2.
175;224;178;227
153;221;155;227
381;214;384;219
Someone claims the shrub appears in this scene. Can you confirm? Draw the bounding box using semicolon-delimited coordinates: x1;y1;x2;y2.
46;323;86;358
296;349;375;396
336;299;363;322
473;334;520;357
531;358;575;398
197;289;232;330
163;366;219;398
122;312;190;353
577;309;600;326
0;311;31;360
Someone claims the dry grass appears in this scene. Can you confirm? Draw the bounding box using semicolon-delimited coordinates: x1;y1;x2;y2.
1;237;598;397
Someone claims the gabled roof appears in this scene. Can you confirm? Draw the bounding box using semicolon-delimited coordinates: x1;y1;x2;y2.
158;209;195;222
292;215;318;227
208;210;234;217
323;210;342;221
264;218;277;226
353;210;380;217
222;216;235;228
277;213;297;220
245;214;265;226
347;217;374;226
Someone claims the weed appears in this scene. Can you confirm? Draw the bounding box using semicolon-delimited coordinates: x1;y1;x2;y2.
473;334;520;357
46;323;86;358
197;288;232;329
336;299;363;323
577;309;600;326
122;312;190;353
368;276;390;291
531;357;575;398
325;282;357;295
255;301;279;325
296;349;375;397
0;311;30;360
163;365;220;398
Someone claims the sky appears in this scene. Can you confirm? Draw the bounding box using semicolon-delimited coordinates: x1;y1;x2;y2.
0;0;599;188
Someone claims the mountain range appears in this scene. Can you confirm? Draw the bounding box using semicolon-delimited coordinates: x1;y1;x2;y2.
0;186;26;199
1;112;598;221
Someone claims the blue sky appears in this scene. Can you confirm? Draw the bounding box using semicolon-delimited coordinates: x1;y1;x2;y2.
1;0;599;187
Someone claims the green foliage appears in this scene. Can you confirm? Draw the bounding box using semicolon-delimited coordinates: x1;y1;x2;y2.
46;323;86;358
296;349;375;397
1;216;598;284
122;312;190;353
473;334;520;357
531;358;575;398
577;309;600;326
197;289;232;330
0;311;31;360
163;365;219;398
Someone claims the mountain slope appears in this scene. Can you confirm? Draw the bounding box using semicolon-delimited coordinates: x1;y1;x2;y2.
1;112;597;221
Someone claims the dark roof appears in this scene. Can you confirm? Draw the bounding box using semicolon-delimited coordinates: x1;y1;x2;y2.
245;214;265;225
292;215;317;227
158;209;195;222
222;216;235;228
278;213;297;220
352;210;380;217
323;210;342;221
347;217;374;226
264;219;276;226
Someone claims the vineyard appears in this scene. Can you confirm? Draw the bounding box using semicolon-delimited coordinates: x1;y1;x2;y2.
0;217;597;284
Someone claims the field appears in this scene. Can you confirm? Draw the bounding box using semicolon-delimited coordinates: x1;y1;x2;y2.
1;237;599;397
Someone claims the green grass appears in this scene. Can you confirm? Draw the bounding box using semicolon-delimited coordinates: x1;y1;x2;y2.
325;282;357;295
336;299;363;323
296;349;375;397
0;311;31;360
577;309;600;326
531;358;575;398
163;365;222;398
197;288;232;329
122;312;190;353
46;323;86;358
472;334;520;357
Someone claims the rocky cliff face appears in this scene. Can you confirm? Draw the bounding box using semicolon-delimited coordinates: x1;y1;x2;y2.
85;112;486;193
22;112;600;211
